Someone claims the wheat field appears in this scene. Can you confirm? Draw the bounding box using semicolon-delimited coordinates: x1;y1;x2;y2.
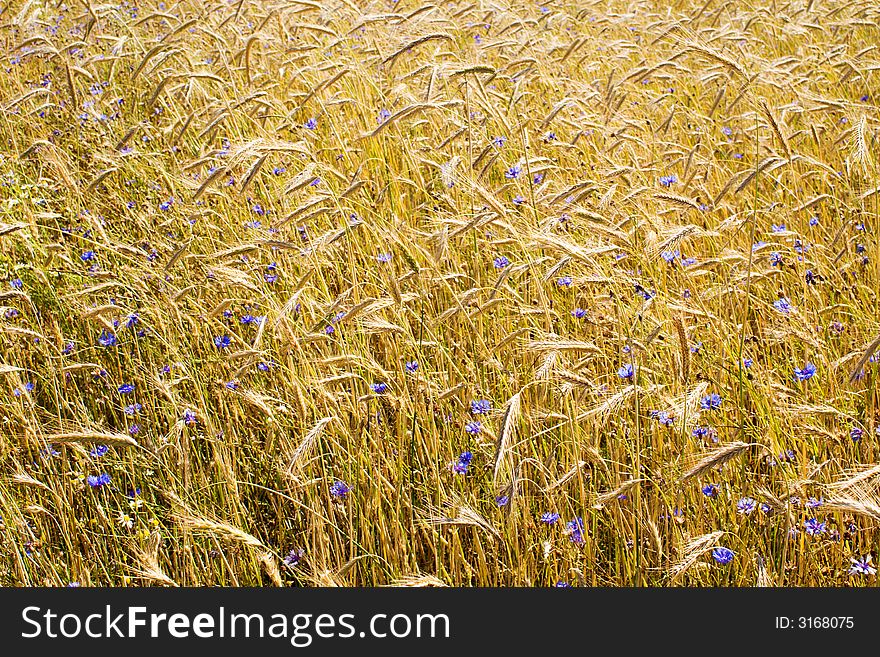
0;0;878;587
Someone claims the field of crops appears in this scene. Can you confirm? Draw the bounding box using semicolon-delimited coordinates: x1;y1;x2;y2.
0;0;879;587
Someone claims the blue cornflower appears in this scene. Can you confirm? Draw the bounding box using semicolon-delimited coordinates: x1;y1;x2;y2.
81;250;96;262
805;270;817;285
512;195;526;206
377;108;392;124
661;249;679;263
118;383;135;394
555;581;572;588
97;330;117;347
304;117;317;130
649;410;674;427
505;164;522;179
159;198;174;211
773;298;793;314
566;517;585;545
125;313;139;328
405;360;419;373
712;547;734;564
658;174;678;187
87;473;111;488
809;216;819;227
10;278;22;289
617;363;634;380
737;497;757;514
700;393;722;411
273;166;286;175
807;497;823;509
370;382;388;394
213;335;231;349
556;276;572;287
496;495;510;507
771;223;786;233
721;126;733;136
851;427;864;442
124;403;142;416
329;480;351;499
90;445;109;458
743;357;753;368
376;252;392;263
465;421;482;435
283;548;305;567
702;483;719;497
769;252;782;266
634;284;653;300
849;556;876;576
470;399;491;415
182;409;197;425
794;362;817;382
492;136;506;148
493;256;509;269
540;512;560;524
453;451;473;474
778;450;796;463
265;263;278;283
804;518;826;536
571;308;587;319
13;382;34;398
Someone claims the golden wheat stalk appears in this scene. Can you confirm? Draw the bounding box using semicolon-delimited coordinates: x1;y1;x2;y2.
384;574;448;587
682;442;762;481
493;391;522;486
849;332;880;382
668;530;724;580
286;416;335;478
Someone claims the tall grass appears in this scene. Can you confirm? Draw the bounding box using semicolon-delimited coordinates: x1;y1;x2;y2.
0;0;878;587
